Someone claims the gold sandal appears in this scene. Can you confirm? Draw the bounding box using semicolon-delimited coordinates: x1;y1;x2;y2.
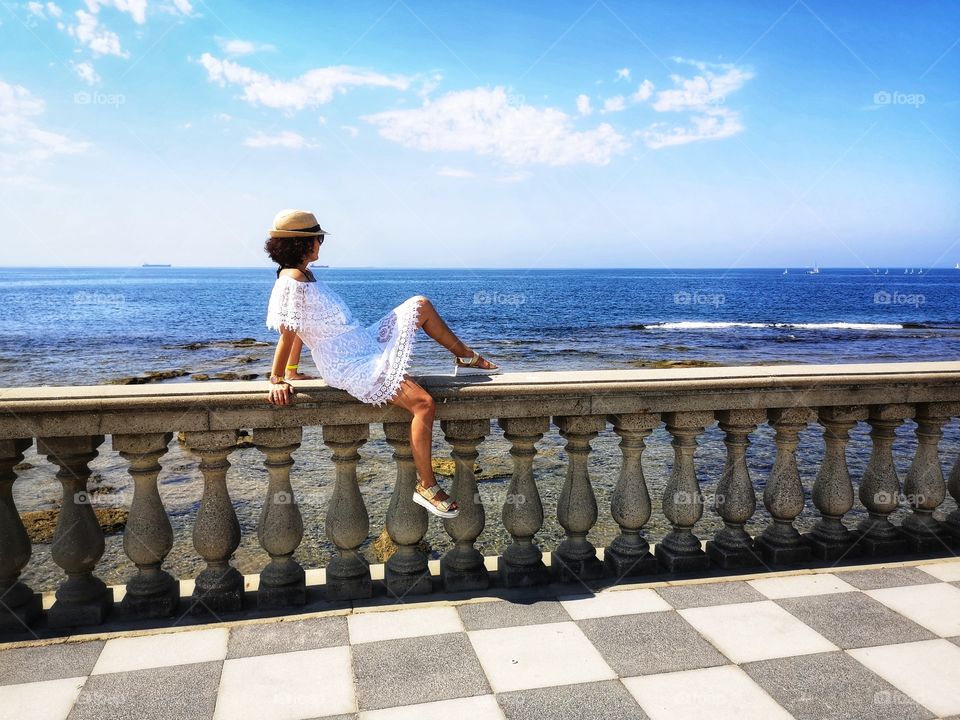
413;482;460;518
454;351;501;376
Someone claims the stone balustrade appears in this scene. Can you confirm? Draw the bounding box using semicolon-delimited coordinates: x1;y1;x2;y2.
1;362;959;633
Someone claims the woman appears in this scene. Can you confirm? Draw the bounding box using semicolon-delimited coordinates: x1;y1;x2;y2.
263;209;500;519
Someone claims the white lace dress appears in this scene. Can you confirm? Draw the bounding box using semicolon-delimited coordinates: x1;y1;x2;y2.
265;274;423;407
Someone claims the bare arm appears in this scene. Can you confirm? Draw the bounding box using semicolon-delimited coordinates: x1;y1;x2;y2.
267;325;298;405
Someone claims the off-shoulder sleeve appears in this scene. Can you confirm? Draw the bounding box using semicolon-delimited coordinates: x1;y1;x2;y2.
266;277;307;332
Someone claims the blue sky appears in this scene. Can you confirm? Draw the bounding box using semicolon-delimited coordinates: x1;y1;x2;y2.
1;0;958;269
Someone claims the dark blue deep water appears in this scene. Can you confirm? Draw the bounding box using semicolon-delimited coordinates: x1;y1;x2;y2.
1;266;958;386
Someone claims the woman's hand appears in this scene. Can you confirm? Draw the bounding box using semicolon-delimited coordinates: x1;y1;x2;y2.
267;379;296;406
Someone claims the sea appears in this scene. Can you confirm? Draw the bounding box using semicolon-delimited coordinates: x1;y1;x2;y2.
2;266;960;386
2;266;958;591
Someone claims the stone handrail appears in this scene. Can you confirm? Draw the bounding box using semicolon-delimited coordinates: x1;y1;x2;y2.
1;362;959;632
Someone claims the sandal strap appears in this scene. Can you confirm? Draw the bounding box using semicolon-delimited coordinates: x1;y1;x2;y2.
416;483;456;510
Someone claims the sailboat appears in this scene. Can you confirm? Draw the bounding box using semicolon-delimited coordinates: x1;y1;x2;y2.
884;269;888;275
955;262;959;270
807;262;820;275
782;268;788;275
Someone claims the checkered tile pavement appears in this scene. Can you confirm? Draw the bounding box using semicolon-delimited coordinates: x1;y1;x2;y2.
2;559;960;720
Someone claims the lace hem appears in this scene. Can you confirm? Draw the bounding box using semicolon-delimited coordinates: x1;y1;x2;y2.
361;297;424;407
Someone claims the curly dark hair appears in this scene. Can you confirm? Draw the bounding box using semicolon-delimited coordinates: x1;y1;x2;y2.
264;236;318;277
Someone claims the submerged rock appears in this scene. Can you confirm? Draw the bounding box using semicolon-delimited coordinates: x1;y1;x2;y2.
372;527;432;562
628;359;725;369
21;507;128;544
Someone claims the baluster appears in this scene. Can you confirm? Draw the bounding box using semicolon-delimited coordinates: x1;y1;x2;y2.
552;415;606;583
253;427;306;609
322;423;371;600
900;403;954;552
657;412;713;572
497;417;550;587
604;413;659;579
382;421;431;597
805;406;866;561
112;432;179;618
946;439;960;543
182;430;243;614
707;410;766;569
856;405;912;556
0;439;42;632
755;408;814;565
38;435;112;627
439;419;491;592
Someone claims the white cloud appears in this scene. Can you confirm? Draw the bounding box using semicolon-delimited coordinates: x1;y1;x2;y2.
652;59;753;112
27;1;62;18
616;68;631;81
67;9;127;57
575;94;592;116
363;86;629;166
215;37;276;56
71;61;101;85
631;79;654;103
639;107;744;149
497;171;532;183
85;0;148;24
199;53;411;111
437;166;474;178
602;95;626;113
637;58;753;149
215;112;231;121
171;0;192;15
0;79;88;181
417;72;443;98
340;125;359;137
243;130;317;149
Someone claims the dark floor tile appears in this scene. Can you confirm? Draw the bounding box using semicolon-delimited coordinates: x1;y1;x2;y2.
226;616;347;659
577;610;728;676
836;567;939;591
67;660;222;720
0;641;104;686
352;632;489;712
497;679;649;720
457;599;571;631
776;592;935;649
742;651;934;720
654;581;766;609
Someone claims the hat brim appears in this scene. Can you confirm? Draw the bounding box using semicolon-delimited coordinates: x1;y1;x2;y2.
268;229;332;238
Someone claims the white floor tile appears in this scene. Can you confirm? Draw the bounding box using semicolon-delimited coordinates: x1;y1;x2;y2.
468;621;616;693
848;639;960;717
678;600;838;663
866;583;960;636
91;627;228;675
359;694;505;720
622;665;793;720
916;559;960;582
747;573;858;599
214;646;355;720
348;606;464;644
558;588;672;620
0;676;86;720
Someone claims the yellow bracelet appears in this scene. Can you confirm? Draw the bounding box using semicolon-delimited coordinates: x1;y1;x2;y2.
286;364;298;370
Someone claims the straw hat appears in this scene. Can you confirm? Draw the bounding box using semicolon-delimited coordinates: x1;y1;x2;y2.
268;209;332;238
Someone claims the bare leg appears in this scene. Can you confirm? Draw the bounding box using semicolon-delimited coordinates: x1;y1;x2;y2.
413;296;497;370
385;375;457;511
